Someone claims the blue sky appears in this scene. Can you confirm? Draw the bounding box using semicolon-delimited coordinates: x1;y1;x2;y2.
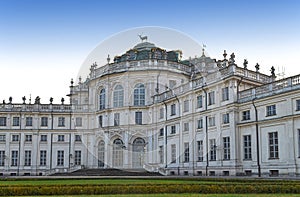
0;0;300;103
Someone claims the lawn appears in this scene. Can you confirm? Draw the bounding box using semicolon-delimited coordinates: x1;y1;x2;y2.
0;178;299;196
14;194;300;197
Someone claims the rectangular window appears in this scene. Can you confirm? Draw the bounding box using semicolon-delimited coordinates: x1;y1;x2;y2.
208;91;215;105
99;115;103;127
41;117;48;127
114;113;120;126
210;139;216;161
266;105;276;116
296;100;300;111
159;146;164;164
223;113;230;124
0;134;6;142
242;110;250;120
58;117;65;127
208;116;215;127
26;117;33;126
170;104;176;116
133;85;145;106
223;137;230;160
197;140;203;161
11;150;18;166
135;111;142;125
0;151;5;166
269;132;279;159
183;122;189;132
171;144;176;163
184;142;189;162
197;118;203;129
159;108;164;119
113;87;124;107
183;100;189;112
243;135;252;160
58;135;65;142
12;117;20;126
0;117;6;126
222;87;229;101
41;135;47;142
24;150;31;166
40;150;47;166
75;150;81;165
99;89;106;110
12;134;19;142
57;150;64;166
75;117;82;127
25;135;32;142
197;95;203;108
171;125;176;134
159;128;164;136
75;135;81;142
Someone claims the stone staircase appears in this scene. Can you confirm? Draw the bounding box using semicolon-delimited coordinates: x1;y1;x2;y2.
50;168;162;176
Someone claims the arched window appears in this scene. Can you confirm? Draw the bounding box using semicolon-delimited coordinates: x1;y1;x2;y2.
98;140;105;167
113;85;124;107
133;137;145;145
99;88;105;110
133;84;145;106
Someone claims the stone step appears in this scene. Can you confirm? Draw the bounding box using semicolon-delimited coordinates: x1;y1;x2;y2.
51;168;162;176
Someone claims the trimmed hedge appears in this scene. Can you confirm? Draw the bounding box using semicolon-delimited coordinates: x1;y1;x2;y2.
1;183;300;196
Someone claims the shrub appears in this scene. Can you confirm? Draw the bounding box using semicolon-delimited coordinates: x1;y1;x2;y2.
1;181;300;196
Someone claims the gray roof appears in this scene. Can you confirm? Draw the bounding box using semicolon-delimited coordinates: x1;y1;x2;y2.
133;42;156;51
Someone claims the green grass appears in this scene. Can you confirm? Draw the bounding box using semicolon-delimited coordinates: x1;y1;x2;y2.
1;178;300;196
14;194;300;197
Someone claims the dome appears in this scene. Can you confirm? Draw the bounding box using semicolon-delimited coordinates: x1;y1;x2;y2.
113;41;182;63
133;42;156;51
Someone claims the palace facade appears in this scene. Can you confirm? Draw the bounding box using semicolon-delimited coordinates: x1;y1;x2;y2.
1;41;300;177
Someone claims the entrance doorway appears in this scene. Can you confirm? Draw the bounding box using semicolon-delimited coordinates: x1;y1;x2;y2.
98;140;105;167
132;138;145;168
112;138;124;168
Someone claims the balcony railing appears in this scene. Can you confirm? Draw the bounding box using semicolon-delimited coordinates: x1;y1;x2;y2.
154;64;273;103
92;59;192;79
0;104;73;112
238;74;300;103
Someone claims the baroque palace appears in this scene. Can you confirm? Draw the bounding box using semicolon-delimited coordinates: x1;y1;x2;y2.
1;40;300;177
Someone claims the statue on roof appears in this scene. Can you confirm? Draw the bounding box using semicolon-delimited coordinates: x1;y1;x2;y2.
202;44;206;57
90;62;97;71
35;96;40;104
255;63;260;72
271;66;275;77
243;59;248;69
138;34;148;42
107;54;111;64
223;50;227;60
229;53;235;64
22;96;26;104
